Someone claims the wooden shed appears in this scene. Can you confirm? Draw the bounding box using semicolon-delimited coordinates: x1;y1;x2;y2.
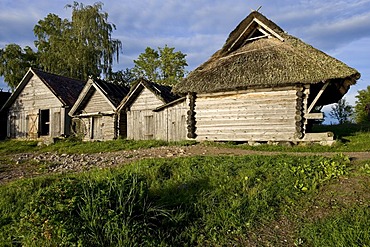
0;68;85;139
0;91;11;140
173;11;360;144
118;78;187;141
69;78;129;141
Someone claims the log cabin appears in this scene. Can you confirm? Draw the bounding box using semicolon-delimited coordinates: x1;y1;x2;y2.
0;68;85;139
173;11;361;144
69;78;129;141
118;78;187;141
0;91;11;140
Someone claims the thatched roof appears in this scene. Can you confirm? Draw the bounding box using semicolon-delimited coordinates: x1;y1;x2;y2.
174;11;360;94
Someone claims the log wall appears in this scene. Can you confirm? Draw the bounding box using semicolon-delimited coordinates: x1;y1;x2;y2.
194;89;299;141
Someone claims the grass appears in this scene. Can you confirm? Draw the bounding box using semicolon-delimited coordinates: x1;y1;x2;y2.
1;153;368;246
0;124;369;245
2;123;369;156
0;138;196;155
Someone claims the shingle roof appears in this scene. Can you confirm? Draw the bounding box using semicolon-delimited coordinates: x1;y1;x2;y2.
174;11;360;94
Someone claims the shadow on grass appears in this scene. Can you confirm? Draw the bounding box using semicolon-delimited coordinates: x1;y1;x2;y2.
312;123;370;139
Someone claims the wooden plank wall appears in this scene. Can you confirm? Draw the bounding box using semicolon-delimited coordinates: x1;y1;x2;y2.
194;89;298;141
8;75;66;139
75;88;117;141
126;88;187;141
167;101;187;141
80;115;116;141
83;90;113;113
127;88;163;140
155;100;187;141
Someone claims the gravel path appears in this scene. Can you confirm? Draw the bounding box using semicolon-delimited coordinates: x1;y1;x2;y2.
1;145;370;184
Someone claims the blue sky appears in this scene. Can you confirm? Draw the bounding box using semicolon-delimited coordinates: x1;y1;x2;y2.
1;0;369;119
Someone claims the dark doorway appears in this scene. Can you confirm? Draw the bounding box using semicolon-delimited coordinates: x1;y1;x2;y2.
40;109;50;136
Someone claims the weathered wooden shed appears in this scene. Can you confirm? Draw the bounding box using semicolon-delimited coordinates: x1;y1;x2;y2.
0;91;11;140
118;78;187;141
173;11;360;144
69;78;129;141
0;68;85;139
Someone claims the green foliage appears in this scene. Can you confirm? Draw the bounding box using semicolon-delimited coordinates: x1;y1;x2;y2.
1;2;122;89
329;98;354;124
132;45;187;86
288;154;348;192
355;85;370;123
0;44;37;90
34;2;122;80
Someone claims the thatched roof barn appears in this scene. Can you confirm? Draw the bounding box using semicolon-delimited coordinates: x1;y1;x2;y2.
174;11;359;101
174;11;360;144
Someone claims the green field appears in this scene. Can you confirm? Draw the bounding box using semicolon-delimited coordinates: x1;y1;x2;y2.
0;124;369;246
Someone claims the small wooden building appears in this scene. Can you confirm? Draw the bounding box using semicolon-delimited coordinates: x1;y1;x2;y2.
69;78;129;141
173;11;360;144
118;78;187;141
0;91;11;140
0;68;85;139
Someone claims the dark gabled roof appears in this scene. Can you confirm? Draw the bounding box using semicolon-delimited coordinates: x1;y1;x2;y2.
69;78;129;116
118;78;180;111
93;78;129;107
1;68;86;111
32;68;86;106
133;78;179;103
174;11;360;94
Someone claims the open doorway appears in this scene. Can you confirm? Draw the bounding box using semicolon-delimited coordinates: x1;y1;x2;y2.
40;109;50;136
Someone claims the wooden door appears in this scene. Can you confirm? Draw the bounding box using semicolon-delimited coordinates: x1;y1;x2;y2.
28;114;38;139
92;116;102;140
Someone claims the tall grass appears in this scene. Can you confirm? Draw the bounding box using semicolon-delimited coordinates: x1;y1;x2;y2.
0;154;357;246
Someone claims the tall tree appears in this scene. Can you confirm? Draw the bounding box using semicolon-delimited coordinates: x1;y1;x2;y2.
34;2;122;80
0;44;37;90
132;45;187;86
329;98;353;124
354;85;370;123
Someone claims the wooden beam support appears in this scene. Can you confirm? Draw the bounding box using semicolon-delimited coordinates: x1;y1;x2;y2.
306;82;329;114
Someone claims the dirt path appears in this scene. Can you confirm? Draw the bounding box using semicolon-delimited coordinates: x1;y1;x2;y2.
1;144;370;184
